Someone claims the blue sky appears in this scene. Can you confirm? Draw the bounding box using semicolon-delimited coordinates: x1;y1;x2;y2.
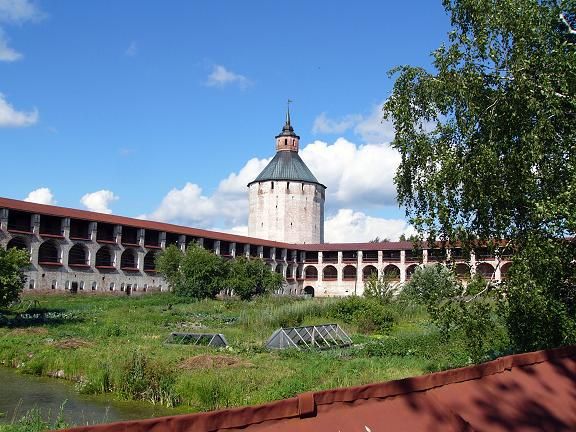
0;0;450;241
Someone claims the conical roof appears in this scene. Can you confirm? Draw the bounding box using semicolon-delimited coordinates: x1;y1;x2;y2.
248;151;324;187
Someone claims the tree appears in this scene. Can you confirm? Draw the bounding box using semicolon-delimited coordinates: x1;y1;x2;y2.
226;257;283;300
383;0;576;350
368;237;390;243
156;243;228;300
0;247;30;308
363;272;396;303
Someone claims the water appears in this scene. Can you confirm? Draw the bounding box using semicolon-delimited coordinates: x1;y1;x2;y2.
0;368;180;427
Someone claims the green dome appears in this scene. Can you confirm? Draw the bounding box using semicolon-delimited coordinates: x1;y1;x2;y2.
248;151;325;187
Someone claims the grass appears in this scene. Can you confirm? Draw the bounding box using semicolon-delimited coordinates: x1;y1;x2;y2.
0;293;493;426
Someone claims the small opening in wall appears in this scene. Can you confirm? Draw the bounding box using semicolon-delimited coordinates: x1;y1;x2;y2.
284;138;287;145
271;182;274;190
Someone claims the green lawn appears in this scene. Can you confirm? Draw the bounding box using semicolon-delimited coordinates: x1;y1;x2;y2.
0;293;472;421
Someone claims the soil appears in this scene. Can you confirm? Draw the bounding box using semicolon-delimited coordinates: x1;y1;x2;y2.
51;338;92;349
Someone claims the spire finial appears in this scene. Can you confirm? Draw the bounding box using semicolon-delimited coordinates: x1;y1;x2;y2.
286;99;292;126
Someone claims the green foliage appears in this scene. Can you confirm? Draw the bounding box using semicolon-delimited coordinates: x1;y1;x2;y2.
402;264;460;308
0;405;68;432
0;248;29;308
330;296;396;334
363;273;395;303
226;257;283;300
156;243;228;300
119;350;180;407
383;0;576;352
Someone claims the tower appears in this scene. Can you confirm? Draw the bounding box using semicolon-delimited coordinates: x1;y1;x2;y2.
248;106;326;244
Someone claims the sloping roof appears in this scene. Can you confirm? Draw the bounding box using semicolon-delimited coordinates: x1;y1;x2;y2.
64;345;576;432
249;151;325;187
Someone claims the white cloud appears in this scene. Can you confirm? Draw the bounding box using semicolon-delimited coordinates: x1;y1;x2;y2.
125;41;137;57
312;102;395;144
205;65;251;89
24;187;55;205
0;28;20;61
312;112;362;135
301;138;400;208
0;93;38;127
143;137;401;233
80;190;119;214
0;0;44;24
325;209;415;243
144;157;270;228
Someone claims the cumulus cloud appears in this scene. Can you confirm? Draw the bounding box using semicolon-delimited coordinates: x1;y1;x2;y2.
301;138;400;208
0;0;44;23
312;102;395;144
144;157;270;228
205;65;251;89
80;190;119;214
325;209;415;243
0;93;38;127
24;187;55;205
0;28;20;61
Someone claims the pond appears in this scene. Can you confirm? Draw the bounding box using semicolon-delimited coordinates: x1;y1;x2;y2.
0;367;181;427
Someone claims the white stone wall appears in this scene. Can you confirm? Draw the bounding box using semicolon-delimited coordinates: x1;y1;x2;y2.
248;180;324;244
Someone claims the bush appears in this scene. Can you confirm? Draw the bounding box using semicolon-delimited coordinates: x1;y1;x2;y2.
330;297;396;334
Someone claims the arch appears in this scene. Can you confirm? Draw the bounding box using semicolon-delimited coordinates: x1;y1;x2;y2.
304;265;318;280
454;263;471;280
500;262;512;280
362;265;378;281
476;262;495;279
406;264;419;280
286;264;297;279
304;286;315;297
144;250;157;272
275;264;284;276
383;264;401;281
120;249;138;270
95;246;114;268
343;265;357;280
323;265;338;280
38;240;60;264
6;236;28;251
68;243;88;266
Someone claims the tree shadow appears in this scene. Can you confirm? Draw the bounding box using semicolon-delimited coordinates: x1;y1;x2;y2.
0;307;84;328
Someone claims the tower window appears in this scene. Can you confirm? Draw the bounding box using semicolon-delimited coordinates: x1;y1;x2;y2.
271;182;274;190
284;138;287;145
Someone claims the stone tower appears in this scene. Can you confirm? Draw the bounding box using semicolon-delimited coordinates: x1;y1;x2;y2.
248;107;326;244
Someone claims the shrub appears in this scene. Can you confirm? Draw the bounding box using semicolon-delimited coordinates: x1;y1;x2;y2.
330;297;396;334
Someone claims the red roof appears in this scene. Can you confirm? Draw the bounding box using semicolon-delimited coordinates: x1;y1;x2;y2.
0;196;426;251
64;345;576;431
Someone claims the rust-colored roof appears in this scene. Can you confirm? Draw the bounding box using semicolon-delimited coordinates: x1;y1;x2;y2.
0;197;289;248
0;196;426;251
64;345;576;432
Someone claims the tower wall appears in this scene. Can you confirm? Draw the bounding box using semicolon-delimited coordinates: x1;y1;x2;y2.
248;180;324;244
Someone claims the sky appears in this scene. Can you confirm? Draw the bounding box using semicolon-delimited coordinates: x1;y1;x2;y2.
0;0;451;242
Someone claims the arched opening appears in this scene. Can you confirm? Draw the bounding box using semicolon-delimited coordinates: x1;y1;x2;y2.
6;236;28;251
121;249;138;270
68;244;88;267
362;265;378;281
476;262;495;280
383;264;401;281
406;264;419;280
500;262;512;280
343;265;357;280
275;265;284;276
286;264;296;280
144;251;157;272
304;286;315;297
304;266;318;280
454;263;471;280
95;246;114;268
323;265;338;281
38;240;60;265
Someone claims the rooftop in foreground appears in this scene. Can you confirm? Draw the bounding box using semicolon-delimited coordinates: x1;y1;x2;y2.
64;345;576;431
